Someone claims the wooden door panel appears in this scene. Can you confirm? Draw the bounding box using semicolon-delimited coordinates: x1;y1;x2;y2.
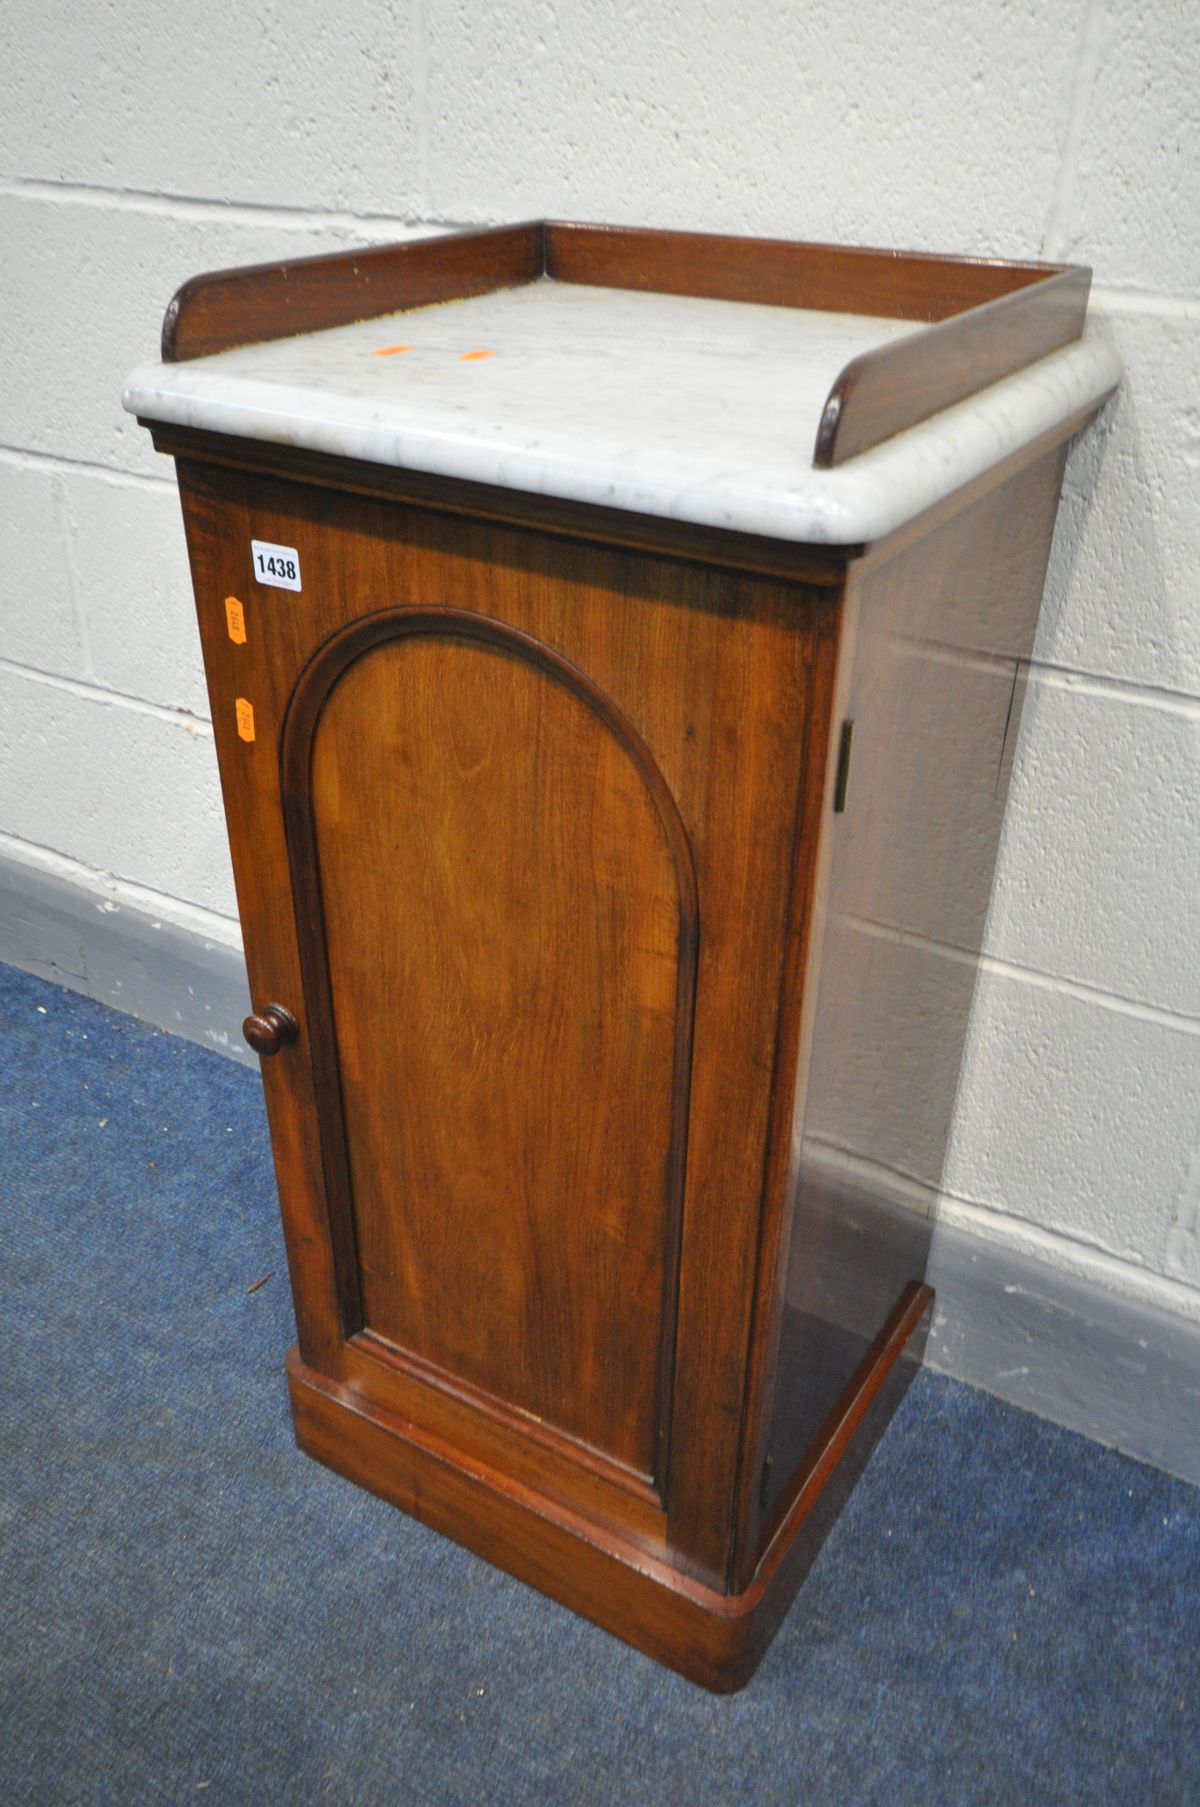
282;609;696;1486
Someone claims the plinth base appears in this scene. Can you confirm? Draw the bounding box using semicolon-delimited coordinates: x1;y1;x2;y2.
285;1283;931;1693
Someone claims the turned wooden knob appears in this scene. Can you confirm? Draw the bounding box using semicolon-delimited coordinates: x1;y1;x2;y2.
242;1003;299;1056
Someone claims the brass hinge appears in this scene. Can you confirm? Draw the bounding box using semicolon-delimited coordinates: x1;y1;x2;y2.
833;719;854;814
758;1453;773;1511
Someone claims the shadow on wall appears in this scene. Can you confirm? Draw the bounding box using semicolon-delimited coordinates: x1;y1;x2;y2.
964;310;1200;1296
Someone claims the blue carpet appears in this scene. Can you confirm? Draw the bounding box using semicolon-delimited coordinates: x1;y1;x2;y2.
2;959;1197;1806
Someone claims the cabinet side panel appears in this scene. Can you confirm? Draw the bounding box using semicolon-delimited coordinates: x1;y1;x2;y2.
754;447;1070;1550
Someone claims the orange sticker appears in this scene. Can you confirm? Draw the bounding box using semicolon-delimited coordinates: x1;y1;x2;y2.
225;595;247;644
235;698;256;743
459;348;494;361
373;344;413;356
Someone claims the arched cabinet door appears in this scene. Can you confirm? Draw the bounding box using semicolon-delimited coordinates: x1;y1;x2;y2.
280;608;697;1496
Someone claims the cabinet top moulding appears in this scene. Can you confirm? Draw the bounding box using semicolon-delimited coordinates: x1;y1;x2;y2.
125;219;1120;549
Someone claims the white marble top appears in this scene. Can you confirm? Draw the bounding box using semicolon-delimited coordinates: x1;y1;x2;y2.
123;277;1120;546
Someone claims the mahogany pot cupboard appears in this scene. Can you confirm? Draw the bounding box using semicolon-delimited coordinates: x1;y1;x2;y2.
126;221;1118;1690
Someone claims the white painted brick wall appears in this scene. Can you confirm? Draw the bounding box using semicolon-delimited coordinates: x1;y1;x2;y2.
990;678;1200;1018
1;0;422;215
2;0;1197;1327
424;2;1079;249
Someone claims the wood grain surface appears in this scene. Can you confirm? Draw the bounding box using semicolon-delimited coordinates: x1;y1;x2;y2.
544;220;1057;318
813;264;1092;465
162;221;544;361
175;455;829;1569
154;220;1107;1685
282;608;696;1485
